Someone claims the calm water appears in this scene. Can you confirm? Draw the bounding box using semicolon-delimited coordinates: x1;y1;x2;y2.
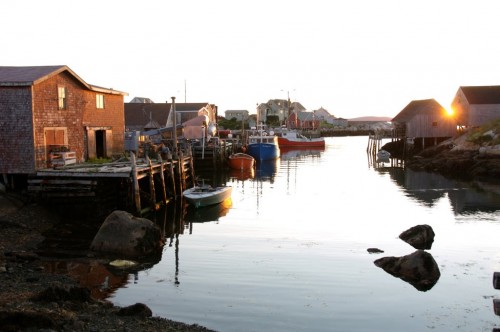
109;136;500;332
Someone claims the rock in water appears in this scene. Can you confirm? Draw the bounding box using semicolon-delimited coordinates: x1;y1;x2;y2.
399;224;435;250
90;210;163;258
374;250;441;291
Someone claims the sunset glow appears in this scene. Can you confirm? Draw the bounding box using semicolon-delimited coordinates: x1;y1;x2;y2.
1;1;500;119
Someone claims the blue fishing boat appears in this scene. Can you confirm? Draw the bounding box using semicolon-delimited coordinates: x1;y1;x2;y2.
246;124;280;161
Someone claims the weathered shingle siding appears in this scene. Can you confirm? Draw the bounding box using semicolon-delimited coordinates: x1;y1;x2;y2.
32;71;86;169
83;91;125;155
0;86;36;173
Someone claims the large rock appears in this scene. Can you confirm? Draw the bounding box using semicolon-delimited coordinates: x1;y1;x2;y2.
399;224;435;250
90;210;163;258
374;250;441;291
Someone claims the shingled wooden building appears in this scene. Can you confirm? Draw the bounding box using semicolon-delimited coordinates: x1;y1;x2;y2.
0;65;128;181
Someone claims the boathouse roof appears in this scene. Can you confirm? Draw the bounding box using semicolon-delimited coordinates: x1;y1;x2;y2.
125;102;215;131
0;65;127;95
458;85;500;104
392;99;446;123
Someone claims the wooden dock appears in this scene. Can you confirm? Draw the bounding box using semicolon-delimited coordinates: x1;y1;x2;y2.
191;138;239;170
28;152;195;216
367;130;393;156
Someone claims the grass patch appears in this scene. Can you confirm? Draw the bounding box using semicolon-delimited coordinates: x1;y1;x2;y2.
466;119;500;146
86;157;112;164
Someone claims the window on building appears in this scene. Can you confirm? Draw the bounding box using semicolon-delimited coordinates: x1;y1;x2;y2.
432;121;438;127
58;87;66;109
96;94;105;109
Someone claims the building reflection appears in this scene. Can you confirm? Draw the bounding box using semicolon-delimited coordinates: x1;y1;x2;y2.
385;168;500;215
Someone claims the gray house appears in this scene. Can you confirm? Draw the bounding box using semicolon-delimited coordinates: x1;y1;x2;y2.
451;85;500;128
392;99;457;149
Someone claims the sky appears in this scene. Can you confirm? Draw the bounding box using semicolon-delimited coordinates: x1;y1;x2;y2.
2;0;500;119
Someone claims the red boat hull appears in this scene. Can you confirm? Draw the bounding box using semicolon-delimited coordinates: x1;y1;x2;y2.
228;153;255;170
277;137;325;148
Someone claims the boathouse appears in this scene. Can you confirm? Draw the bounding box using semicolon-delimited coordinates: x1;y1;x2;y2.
0;65;128;181
391;99;457;150
451;85;500;129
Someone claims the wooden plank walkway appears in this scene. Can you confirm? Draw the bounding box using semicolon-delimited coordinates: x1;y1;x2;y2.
28;152;195;216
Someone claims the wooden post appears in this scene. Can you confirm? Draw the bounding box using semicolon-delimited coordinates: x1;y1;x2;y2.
158;154;168;205
189;156;196;188
179;151;186;193
169;160;177;197
130;152;141;216
147;155;156;211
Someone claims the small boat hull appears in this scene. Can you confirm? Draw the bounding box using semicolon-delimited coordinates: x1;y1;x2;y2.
183;185;232;208
228;153;255;170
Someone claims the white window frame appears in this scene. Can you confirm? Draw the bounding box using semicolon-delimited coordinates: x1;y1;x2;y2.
58;86;66;110
96;94;105;109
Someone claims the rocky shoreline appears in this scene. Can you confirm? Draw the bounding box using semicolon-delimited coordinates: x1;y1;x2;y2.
383;124;500;184
0;193;216;332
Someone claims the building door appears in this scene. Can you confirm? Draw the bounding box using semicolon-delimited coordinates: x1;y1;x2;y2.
95;130;105;158
45;128;66;150
86;127;112;160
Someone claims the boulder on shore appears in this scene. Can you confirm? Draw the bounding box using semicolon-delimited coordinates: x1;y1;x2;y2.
374;250;440;291
90;210;163;258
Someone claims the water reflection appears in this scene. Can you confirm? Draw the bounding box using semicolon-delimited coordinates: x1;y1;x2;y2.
280;146;324;160
367;150;403;170
42;260;131;300
387;168;500;215
254;159;279;181
183;198;232;223
228;167;254;181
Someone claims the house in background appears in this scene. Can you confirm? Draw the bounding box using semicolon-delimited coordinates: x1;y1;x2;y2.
313;107;349;128
256;100;306;124
288;111;321;130
451;85;500;129
392;99;457;150
124;101;218;140
225;110;249;121
0;65;127;179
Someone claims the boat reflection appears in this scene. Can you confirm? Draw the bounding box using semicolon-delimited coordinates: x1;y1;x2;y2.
254;158;279;181
280;146;325;160
367;148;403;169
183;197;232;223
228;167;255;181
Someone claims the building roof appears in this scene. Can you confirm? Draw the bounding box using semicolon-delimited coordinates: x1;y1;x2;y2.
392;99;446;123
0;65;127;95
125;102;212;129
130;97;155;103
459;85;500;104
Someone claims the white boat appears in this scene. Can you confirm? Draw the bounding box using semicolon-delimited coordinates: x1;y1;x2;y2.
377;150;391;158
183;184;232;208
376;149;391;162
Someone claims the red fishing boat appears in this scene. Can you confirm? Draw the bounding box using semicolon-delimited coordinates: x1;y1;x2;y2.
277;129;325;148
228;153;255;171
